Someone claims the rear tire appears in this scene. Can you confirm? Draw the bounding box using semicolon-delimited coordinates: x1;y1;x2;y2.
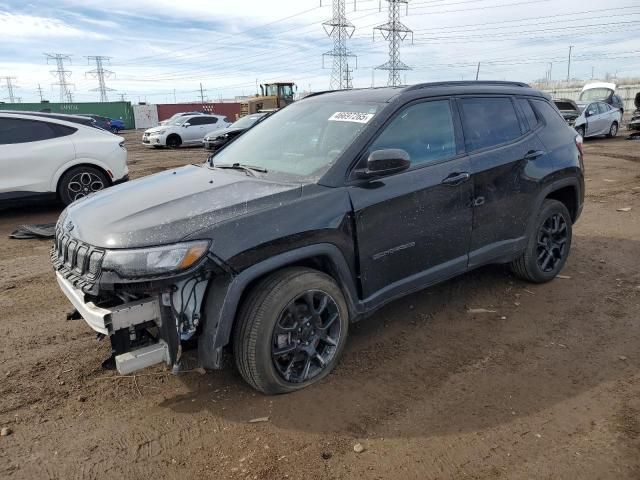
607;122;618;138
233;267;349;395
510;199;572;283
166;134;182;148
58;166;110;205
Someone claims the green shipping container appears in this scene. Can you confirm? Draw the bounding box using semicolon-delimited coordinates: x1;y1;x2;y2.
0;102;135;129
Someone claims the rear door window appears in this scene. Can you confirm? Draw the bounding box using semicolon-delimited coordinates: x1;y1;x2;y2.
459;97;522;151
0;118;76;145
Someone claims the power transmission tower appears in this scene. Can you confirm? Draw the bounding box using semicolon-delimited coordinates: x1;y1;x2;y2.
1;77;17;103
322;0;357;90
344;62;354;89
37;83;45;101
86;56;115;102
199;83;206;103
374;0;413;87
45;53;74;103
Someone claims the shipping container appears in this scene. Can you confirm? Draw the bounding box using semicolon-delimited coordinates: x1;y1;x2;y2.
0;102;136;129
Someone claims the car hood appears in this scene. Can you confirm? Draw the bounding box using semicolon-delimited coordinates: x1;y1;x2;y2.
205;126;245;139
63;164;302;249
554;99;579;113
145;125;170;133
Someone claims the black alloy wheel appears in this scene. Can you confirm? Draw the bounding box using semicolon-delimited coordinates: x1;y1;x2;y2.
536;212;569;273
271;290;342;383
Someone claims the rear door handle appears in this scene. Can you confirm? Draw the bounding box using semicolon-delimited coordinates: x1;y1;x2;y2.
441;172;471;186
524;150;546;160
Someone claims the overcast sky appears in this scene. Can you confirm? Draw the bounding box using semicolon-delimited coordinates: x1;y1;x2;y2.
1;0;639;103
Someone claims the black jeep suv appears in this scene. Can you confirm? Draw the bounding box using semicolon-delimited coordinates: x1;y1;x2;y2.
52;81;584;394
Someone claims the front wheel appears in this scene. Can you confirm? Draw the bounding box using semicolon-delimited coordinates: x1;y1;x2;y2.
576;126;585;138
510;199;573;283
607;122;618;138
234;267;349;394
58;166;110;205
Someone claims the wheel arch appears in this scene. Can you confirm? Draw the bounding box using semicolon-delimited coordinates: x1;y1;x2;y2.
197;243;360;370
526;178;581;239
53;161;113;197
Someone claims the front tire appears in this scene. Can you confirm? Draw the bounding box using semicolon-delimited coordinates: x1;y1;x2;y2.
607;122;618;138
510;199;572;283
166;134;182;148
233;267;349;394
576;126;585;138
58;166;110;205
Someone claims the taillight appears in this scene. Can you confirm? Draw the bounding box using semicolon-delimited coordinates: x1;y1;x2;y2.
575;134;584;157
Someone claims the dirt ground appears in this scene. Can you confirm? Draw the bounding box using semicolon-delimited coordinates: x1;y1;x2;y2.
0;130;639;480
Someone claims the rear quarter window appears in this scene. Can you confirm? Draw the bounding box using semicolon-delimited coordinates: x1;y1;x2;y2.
517;98;539;130
530;99;572;130
459;97;522;151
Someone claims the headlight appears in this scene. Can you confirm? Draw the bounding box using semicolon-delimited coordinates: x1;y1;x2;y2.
102;240;209;278
153;130;166;135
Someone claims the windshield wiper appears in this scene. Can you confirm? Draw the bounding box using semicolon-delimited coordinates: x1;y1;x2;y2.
214;163;268;177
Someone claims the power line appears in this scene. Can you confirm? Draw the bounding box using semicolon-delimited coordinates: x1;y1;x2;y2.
86;56;115;102
374;0;413;86
45;54;74;103
323;0;357;89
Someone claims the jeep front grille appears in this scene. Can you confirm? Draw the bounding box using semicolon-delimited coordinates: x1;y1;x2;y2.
52;228;105;293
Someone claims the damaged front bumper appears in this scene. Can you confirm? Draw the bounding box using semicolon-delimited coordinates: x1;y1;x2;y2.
56;271;172;373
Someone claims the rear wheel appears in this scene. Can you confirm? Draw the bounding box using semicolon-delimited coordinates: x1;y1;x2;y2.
234;267;349;394
58;166;110;205
607;122;618;138
510;199;572;283
166;134;182;148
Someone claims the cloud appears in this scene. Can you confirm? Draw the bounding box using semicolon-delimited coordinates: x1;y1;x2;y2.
0;11;106;39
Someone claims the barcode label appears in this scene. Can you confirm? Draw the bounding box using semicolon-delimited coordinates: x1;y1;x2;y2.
328;112;375;123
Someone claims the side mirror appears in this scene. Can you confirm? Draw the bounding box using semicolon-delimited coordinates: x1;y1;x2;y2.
586;110;595;117
355;149;411;179
183;123;190;127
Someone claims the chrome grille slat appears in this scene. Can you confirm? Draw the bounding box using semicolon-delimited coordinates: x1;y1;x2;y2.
52;227;105;294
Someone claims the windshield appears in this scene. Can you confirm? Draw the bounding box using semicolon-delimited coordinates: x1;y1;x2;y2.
211;100;382;181
579;88;612;102
231;114;264;129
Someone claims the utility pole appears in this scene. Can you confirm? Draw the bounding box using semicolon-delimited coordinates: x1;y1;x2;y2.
86;56;115;102
567;45;573;82
591;66;595;79
548;62;553;82
1;77;17;103
119;93;127;102
323;0;357;90
45;53;74;103
37;83;44;101
475;62;480;81
199;83;206;103
374;0;413;87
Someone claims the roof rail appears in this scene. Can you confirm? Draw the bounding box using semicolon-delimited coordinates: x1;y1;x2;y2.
405;80;530;91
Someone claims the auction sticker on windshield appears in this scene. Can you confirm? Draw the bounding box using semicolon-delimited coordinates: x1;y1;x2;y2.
328;112;375;123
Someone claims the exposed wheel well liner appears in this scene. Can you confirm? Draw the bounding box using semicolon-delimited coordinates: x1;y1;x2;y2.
546;185;578;221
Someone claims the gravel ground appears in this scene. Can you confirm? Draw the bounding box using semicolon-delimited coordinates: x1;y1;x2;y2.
0;130;639;480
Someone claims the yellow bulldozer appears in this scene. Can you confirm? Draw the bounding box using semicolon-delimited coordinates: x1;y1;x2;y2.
240;82;296;117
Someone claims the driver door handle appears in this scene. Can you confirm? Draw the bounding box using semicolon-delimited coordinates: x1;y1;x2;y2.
441;172;471;186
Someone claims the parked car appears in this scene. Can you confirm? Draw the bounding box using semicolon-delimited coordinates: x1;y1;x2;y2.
629;92;640;132
573;101;622;138
142;114;230;148
158;111;206;126
203;112;269;151
109;118;125;133
0;113;128;205
52;81;584;394
0;110;99;129
579;82;624;117
78;114;113;131
553;99;581;127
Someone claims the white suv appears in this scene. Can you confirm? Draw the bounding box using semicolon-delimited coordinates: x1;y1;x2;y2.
142;114;229;148
0;113;129;205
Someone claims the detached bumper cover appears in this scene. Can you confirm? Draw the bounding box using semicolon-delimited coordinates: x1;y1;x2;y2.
56;272;162;336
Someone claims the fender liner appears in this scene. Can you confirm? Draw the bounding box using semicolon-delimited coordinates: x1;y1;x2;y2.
197;243;360;369
526;177;582;238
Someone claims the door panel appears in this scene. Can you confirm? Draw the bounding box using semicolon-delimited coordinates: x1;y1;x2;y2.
349;157;473;301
